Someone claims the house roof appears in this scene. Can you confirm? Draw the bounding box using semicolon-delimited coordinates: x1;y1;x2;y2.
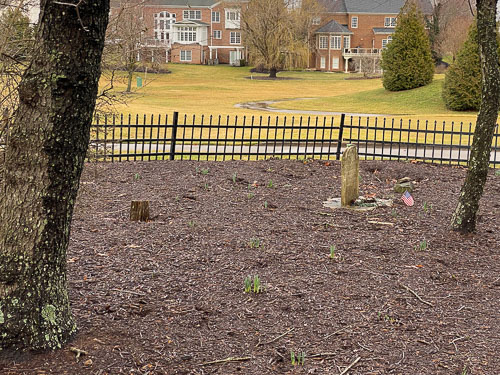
316;20;352;34
373;27;396;34
172;19;209;26
320;0;433;15
144;0;217;7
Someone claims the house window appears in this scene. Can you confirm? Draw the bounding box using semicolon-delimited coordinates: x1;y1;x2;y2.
320;57;325;69
154;12;176;40
382;35;392;49
179;27;197;42
226;10;239;21
384;17;397;27
180;50;192;61
312;17;321;25
351;16;358;28
330;36;341;50
230;31;241;44
343;35;350;50
183;10;201;20
319;36;328;49
212;11;220;23
213;30;222;39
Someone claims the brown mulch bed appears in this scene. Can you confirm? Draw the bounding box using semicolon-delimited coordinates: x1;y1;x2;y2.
1;159;499;375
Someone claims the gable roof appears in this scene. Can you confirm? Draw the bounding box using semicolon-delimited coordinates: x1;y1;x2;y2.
316;20;352;34
320;0;433;15
144;0;217;6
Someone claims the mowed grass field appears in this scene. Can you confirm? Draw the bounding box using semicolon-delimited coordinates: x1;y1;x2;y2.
104;64;480;125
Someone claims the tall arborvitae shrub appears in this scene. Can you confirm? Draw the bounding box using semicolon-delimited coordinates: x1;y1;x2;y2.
442;24;481;111
381;2;434;91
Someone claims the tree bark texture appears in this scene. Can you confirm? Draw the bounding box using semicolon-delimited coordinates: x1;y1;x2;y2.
451;0;500;232
130;201;150;222
0;0;109;351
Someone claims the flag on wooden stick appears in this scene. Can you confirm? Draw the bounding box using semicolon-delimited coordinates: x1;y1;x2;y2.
401;191;414;206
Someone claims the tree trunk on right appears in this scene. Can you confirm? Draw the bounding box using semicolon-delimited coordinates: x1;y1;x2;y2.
451;0;500;233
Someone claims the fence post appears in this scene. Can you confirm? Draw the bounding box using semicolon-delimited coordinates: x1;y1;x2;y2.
336;113;346;160
169;111;179;161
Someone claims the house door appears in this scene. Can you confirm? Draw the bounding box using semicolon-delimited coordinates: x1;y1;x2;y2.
230;50;240;66
320;57;325;69
332;57;339;70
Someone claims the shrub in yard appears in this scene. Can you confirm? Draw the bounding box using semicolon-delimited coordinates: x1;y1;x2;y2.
442;23;481;111
381;2;434;91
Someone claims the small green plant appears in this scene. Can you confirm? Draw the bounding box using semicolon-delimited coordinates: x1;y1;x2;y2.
232;172;237;183
203;183;210;191
201;168;209;175
267;180;274;188
134;173;141;180
247;192;255;199
290;350;305;366
249;238;261;248
329;245;336;259
253;275;262;293
416;240;428;251
391;209;398;218
495;170;500;176
244;276;252;293
422;201;432;213
264;201;268;209
244;275;263;293
188;220;195;228
266;167;273;172
461;365;469;375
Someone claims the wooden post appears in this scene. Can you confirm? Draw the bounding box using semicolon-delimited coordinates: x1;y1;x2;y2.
130;201;150;222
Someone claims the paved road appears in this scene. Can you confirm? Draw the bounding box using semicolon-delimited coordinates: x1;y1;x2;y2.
93;142;500;164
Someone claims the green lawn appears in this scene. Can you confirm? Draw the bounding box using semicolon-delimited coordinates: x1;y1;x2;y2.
104;64;479;124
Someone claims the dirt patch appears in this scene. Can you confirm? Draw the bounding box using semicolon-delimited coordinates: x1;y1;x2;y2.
1;160;499;374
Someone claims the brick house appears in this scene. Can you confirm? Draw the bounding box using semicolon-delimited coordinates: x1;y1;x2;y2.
312;0;434;73
132;0;247;65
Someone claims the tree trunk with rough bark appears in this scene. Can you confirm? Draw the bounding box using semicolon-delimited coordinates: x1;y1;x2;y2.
451;0;500;233
0;0;109;351
269;67;277;79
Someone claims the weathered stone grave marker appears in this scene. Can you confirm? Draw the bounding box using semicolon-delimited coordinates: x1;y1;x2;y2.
341;145;359;206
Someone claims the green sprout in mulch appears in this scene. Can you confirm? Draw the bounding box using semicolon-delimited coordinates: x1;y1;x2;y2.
244;275;263;293
290;350;305;366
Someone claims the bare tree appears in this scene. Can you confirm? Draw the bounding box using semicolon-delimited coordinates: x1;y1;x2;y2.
0;0;109;351
451;0;500;232
241;0;321;78
105;0;146;93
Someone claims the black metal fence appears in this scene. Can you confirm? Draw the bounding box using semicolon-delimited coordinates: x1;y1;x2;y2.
89;112;500;168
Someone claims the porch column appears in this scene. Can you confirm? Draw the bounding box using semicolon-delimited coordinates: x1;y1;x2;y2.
344;57;349;73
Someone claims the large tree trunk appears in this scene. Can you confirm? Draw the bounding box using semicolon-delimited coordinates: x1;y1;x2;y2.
451;0;500;233
269;67;278;79
0;0;109;351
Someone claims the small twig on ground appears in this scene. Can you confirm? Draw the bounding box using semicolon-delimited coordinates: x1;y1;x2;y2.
399;283;434;307
450;336;467;351
111;288;146;296
324;326;349;339
257;327;294;347
367;220;394;226
200;356;252;366
308;352;336;358
69;347;88;361
339;357;361;375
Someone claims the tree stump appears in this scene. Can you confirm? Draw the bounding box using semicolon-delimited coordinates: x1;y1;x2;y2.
130;201;150;222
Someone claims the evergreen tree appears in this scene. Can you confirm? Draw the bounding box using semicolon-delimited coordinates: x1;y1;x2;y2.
442;23;482;111
381;2;434;91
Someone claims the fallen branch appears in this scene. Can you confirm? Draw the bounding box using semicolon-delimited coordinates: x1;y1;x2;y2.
367;220;394;226
200;356;252;366
339;357;361;375
399;283;434;307
257;328;294;347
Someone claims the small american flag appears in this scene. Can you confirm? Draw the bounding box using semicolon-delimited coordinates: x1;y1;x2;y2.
401;191;414;206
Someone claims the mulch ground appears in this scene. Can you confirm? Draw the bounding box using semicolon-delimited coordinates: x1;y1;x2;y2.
1;159;499;375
